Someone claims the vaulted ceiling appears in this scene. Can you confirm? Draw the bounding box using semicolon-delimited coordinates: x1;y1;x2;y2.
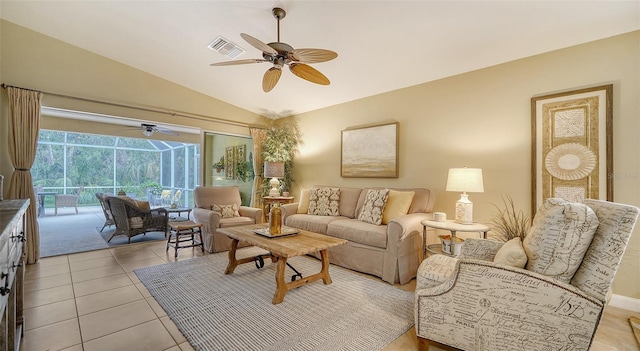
2;1;638;118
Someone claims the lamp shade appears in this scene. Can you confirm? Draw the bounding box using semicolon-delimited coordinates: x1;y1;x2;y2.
264;162;285;178
446;168;484;193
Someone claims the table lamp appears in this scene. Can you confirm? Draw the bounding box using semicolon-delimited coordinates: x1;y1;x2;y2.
264;161;284;197
446;167;484;224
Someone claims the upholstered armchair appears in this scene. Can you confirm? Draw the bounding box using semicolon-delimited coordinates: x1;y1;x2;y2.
105;196;169;243
192;186;263;253
415;198;639;351
95;192;115;232
55;186;84;215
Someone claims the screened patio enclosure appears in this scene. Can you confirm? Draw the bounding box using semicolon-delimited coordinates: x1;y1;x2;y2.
33;129;200;211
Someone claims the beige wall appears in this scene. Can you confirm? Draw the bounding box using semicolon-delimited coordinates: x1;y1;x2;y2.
1;19;638;298
288;31;640;298
0;20;269;187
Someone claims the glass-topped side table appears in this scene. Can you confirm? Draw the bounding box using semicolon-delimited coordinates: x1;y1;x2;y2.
421;219;490;257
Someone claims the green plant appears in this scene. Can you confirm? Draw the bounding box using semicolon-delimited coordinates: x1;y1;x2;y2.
490;195;530;241
261;121;301;195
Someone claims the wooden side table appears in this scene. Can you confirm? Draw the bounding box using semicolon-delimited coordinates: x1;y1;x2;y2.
262;196;294;222
422;219;490;257
166;220;205;258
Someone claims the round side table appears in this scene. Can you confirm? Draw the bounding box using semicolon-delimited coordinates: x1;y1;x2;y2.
422;219;490;257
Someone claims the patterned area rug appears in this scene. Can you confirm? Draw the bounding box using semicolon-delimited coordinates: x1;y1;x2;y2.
134;247;414;351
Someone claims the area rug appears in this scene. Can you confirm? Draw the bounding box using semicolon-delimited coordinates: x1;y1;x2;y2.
134;247;414;351
98;228;167;246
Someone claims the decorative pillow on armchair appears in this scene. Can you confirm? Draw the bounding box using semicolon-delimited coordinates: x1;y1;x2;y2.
358;188;390;225
308;187;340;216
522;198;599;283
211;203;240;218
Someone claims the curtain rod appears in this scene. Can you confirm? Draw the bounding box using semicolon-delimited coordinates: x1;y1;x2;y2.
1;83;266;129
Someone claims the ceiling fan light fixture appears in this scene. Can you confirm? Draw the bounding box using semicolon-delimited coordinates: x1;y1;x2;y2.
209;7;337;92
142;129;154;137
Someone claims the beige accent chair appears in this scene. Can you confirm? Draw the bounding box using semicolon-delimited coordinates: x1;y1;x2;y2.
192;186;263;253
414;199;639;351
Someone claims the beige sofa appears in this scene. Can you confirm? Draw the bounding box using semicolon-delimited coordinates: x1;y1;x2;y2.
281;186;435;285
193;186;263;253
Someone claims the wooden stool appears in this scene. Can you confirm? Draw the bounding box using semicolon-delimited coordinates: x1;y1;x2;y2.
166;220;205;258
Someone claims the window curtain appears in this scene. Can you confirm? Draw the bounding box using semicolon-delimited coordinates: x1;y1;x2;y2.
6;87;42;264
250;128;267;208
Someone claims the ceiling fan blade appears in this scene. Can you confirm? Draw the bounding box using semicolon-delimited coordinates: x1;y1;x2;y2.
241;33;278;55
154;127;180;136
290;48;338;63
262;67;282;92
289;63;330;85
210;58;267;66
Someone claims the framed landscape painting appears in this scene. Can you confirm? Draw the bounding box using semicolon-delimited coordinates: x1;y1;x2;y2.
341;122;398;178
531;84;613;215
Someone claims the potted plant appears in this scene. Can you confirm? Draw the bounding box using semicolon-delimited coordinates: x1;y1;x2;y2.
490;195;530;241
261;121;301;196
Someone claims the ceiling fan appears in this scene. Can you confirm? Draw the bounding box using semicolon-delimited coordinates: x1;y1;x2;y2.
210;7;338;92
139;123;179;137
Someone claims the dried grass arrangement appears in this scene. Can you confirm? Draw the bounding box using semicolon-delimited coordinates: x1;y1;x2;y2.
490;195;530;241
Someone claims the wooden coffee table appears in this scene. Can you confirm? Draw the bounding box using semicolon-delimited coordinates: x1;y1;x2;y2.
218;224;347;304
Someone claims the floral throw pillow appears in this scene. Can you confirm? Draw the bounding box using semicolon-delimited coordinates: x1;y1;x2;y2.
308;187;340;216
358;188;390;225
210;203;240;218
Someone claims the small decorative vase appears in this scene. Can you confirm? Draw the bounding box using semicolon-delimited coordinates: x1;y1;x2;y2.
117;190;126;196
269;203;282;234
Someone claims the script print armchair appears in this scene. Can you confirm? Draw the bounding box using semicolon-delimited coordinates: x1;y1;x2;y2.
415;198;639;351
55;186;84;215
192;186;263;253
106;196;169;243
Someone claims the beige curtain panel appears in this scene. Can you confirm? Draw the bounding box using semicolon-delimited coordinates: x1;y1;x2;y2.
7;86;42;264
250;128;267;208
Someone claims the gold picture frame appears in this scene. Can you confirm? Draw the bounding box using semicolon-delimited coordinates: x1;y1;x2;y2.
531;84;613;215
341;122;398;178
225;146;235;180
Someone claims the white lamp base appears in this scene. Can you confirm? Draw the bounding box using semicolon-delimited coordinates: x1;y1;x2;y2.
268;177;280;197
454;193;474;224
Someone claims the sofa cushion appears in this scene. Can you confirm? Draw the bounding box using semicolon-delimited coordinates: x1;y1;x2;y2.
523;198;599;283
135;200;151;212
327;219;388;249
285;213;348;235
358;188;390;225
382;190;415;224
493;237;527;268
211;203;240;218
297;188;311;214
308;187;340;216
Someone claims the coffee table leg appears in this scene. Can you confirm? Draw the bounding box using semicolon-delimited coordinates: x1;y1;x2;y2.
319;249;332;285
224;239;239;275
273;257;288;304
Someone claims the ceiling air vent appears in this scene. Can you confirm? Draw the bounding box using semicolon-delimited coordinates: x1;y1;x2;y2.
207;36;245;59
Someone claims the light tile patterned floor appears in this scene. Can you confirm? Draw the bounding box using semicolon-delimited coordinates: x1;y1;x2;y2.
23;240;640;351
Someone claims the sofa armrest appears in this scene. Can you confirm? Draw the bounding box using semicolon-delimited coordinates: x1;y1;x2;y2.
281;202;299;222
415;259;604;350
193;207;221;235
457;238;504;261
239;206;263;224
388;212;433;241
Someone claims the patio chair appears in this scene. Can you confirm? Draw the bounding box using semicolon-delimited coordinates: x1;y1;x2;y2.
95;192;115;232
105;196;169;243
55;186;84;215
